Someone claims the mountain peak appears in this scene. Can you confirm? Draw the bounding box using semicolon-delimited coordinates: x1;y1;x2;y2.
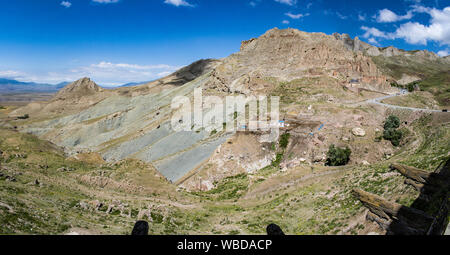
54;77;102;100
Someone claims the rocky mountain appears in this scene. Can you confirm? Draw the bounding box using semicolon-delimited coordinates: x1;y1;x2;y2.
333;33;442;60
9;28;450;191
54;77;103;100
2;28;449;235
207;28;390;94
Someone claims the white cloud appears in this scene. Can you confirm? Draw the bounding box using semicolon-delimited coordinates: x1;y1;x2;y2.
358;14;366;21
285;12;309;19
361;26;391;39
60;1;72;8
249;0;261;7
282;20;290;24
336;12;348;20
91;62;174;70
92;0;119;3
437;50;449;57
368;37;381;46
360;5;450;51
0;70;25;79
393;6;450;45
164;0;193;7
376;8;413;23
274;0;297;6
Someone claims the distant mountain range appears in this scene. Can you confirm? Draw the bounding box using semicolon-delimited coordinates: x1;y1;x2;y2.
118;81;150;87
0;78;150;93
0;78;70;93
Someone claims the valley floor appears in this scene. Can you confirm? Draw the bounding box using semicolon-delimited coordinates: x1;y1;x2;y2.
0;106;448;235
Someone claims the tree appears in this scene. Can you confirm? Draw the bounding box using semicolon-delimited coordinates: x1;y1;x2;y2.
326;145;351;166
384;115;400;130
383;128;403;146
383;115;403;146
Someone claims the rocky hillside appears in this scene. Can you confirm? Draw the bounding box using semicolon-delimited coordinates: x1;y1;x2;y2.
333;32;450;106
2;28;449;235
8;28;449;191
207;28;390;94
54;77;102;100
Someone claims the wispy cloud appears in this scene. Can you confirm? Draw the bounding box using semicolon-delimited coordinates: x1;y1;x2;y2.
282;20;290;24
0;70;25;79
368;37;379;45
361;26;391;39
60;1;72;8
336;12;348;20
358;13;366;21
274;0;297;6
92;0;119;3
249;0;261;7
164;0;193;7
285;12;309;19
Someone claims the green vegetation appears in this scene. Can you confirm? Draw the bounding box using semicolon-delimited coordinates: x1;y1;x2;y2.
268;133;291;167
279;133;290;149
271;153;284;167
406;82;416;92
383;129;403;146
384;115;400;130
325;145;351;166
0;106;5;110
373;55;449;106
417;71;450;106
18;114;29;120
382;115;403;146
1;103;447;235
203;174;249;201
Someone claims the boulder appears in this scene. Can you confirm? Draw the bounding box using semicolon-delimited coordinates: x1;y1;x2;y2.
352;127;366;137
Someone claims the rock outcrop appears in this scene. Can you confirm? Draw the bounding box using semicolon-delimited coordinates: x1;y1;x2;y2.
333;32;440;60
54;77;102;100
207;28;390;94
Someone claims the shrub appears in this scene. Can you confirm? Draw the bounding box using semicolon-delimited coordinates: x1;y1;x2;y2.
383;128;403;146
18;114;29;120
390;82;400;88
406;83;415;92
279;133;290;149
271;153;284;167
326;145;351;166
384;115;400;130
383;115;403;146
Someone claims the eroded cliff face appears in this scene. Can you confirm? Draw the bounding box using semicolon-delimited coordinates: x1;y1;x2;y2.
207;28;390;94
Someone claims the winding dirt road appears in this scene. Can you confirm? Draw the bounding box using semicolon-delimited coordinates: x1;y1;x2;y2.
366;93;444;113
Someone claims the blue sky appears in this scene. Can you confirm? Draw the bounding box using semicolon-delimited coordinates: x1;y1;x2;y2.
0;0;449;86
